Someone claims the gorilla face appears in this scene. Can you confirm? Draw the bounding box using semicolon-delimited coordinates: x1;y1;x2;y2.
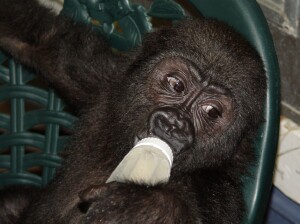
144;57;234;148
132;56;234;149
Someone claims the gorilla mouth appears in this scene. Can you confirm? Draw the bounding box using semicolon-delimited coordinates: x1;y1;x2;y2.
134;107;194;154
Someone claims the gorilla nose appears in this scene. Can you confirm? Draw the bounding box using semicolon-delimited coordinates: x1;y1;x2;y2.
148;107;194;154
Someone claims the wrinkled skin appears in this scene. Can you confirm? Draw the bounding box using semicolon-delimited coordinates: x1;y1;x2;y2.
0;0;266;223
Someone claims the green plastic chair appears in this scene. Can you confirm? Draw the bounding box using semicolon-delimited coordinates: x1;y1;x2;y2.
0;0;280;223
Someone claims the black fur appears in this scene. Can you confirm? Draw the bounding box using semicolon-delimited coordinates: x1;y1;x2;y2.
0;186;40;224
0;0;266;223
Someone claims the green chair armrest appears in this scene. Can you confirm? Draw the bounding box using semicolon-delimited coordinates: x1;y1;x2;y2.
188;0;280;223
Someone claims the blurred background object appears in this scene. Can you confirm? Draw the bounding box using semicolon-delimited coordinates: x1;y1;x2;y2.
254;1;300;223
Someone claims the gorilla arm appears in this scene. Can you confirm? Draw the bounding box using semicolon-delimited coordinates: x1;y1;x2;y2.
77;182;200;224
0;0;128;110
76;170;244;224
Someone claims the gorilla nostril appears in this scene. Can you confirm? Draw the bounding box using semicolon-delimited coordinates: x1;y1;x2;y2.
165;125;177;134
149;108;191;132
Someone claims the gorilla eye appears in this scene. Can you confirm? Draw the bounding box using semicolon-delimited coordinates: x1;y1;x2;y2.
202;105;221;119
167;76;185;93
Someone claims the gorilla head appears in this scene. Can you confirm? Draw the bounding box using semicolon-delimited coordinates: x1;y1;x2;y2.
104;18;266;175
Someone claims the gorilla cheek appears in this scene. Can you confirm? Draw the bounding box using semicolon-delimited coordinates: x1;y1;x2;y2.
147;107;194;154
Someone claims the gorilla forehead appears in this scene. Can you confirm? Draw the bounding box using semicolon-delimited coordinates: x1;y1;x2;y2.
141;18;265;84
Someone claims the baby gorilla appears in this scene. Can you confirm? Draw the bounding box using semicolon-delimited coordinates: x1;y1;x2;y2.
0;0;266;223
